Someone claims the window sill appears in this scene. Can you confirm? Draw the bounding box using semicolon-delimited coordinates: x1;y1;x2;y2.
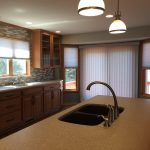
0;75;31;79
139;94;150;98
63;90;79;93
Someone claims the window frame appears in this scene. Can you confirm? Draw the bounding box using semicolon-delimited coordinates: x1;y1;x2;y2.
0;37;30;77
139;39;150;98
62;45;80;92
0;58;30;77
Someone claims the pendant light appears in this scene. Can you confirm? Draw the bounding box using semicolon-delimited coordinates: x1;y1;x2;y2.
78;0;105;16
109;0;127;34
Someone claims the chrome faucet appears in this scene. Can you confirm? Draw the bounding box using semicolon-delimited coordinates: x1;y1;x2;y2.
86;81;119;121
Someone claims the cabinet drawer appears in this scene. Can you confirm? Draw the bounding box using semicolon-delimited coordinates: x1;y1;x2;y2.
0;91;21;100
44;84;60;91
0;110;21;130
23;87;43;95
0;97;21;116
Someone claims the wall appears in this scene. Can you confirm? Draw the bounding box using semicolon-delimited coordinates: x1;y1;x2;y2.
0;21;55;84
62;26;150;103
62;26;150;45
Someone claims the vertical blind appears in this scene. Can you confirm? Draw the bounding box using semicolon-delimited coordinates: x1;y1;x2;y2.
80;43;139;100
0;37;30;59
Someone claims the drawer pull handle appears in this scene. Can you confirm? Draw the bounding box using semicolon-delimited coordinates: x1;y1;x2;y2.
6;118;15;122
6;105;15;109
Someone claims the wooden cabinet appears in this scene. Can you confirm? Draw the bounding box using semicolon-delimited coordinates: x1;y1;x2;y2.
44;83;61;114
52;88;61;111
22;87;43;123
0;91;22;133
52;34;61;67
0;81;62;137
32;29;61;68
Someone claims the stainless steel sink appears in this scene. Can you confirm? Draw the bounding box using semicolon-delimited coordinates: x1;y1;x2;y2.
59;104;124;126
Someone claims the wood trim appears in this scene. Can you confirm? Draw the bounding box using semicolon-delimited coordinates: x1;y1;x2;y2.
139;39;150;98
9;59;13;76
32;30;42;68
50;34;54;66
26;60;30;76
62;45;80;93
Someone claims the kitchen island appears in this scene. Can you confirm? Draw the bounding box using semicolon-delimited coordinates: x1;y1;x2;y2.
0;95;150;150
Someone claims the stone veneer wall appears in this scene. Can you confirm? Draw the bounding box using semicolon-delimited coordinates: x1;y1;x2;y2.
0;21;55;84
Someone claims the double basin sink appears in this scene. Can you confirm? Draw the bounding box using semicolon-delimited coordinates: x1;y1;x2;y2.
59;104;124;126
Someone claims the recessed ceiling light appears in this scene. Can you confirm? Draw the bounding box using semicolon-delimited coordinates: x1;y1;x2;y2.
56;31;61;33
26;22;32;25
106;14;113;18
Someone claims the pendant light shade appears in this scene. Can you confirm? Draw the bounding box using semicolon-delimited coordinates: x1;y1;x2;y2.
109;18;127;34
78;0;105;16
109;0;127;34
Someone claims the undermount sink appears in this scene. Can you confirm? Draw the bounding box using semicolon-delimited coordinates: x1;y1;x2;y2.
59;111;104;125
78;104;124;116
59;104;124;126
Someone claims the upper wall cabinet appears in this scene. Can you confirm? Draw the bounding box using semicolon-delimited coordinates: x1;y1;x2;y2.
32;29;61;68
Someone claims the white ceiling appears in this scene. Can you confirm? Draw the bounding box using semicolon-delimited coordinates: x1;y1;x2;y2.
0;0;150;35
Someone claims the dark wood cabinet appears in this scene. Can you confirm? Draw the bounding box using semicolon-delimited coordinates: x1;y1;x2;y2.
52;89;61;111
52;34;61;67
44;83;61;114
22;87;43;123
32;29;61;68
0;91;22;133
0;81;62;137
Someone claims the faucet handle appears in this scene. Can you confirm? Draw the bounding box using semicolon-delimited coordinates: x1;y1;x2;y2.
100;115;111;127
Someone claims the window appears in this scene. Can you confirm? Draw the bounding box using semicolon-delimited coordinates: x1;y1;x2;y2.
80;44;139;100
65;68;77;90
0;37;30;77
140;40;150;97
0;58;9;76
63;46;79;91
145;69;150;94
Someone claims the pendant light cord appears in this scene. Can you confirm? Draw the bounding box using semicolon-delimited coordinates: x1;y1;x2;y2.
116;0;120;19
117;0;119;13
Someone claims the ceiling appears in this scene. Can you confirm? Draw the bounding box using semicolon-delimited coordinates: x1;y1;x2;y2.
0;0;150;35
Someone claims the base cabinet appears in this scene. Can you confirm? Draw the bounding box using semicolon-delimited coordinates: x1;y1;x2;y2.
23;88;43;123
0;82;62;138
44;91;53;114
52;89;61;111
0;91;22;135
44;84;61;114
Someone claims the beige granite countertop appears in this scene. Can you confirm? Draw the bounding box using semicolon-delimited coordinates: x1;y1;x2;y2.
1;95;150;150
0;80;63;93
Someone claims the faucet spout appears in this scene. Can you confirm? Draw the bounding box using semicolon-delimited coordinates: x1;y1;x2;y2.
86;81;119;119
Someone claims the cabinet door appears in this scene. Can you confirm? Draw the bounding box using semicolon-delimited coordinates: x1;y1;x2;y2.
44;91;53;114
52;89;61;111
23;96;34;122
52;35;61;66
33;92;43;119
